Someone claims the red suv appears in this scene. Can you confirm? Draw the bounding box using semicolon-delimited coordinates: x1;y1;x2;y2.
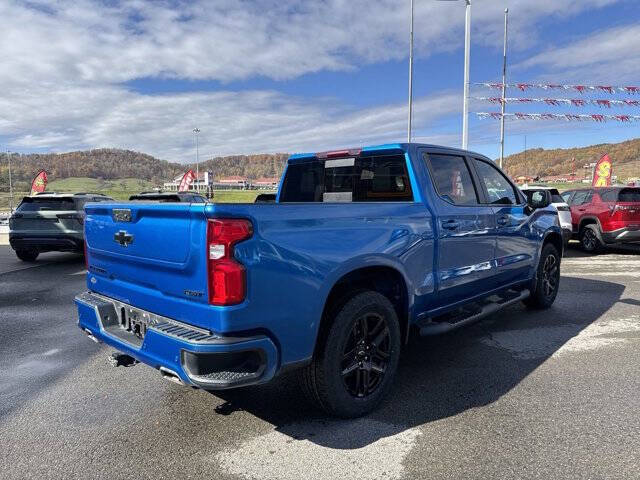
562;187;640;252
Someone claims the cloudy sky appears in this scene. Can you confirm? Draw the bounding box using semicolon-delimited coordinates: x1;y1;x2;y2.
1;0;639;162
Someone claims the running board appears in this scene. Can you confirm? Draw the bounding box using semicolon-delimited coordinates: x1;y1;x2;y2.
418;289;530;336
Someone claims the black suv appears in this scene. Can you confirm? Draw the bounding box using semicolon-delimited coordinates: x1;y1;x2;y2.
9;193;113;261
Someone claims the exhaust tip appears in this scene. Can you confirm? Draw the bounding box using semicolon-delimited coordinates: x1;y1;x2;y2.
159;367;186;386
83;328;101;344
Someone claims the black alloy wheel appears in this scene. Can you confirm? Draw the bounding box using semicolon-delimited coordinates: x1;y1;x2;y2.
340;312;391;398
300;290;401;418
582;228;597;251
541;254;559;299
523;242;561;309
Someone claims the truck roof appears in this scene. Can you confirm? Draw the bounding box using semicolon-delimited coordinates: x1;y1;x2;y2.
288;143;486;163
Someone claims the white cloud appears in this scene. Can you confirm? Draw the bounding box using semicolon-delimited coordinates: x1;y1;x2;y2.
515;24;640;83
2;82;460;159
0;0;628;159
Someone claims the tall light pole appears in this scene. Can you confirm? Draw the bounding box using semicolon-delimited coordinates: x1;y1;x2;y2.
407;0;414;143
462;0;471;150
499;8;508;168
438;0;471;149
7;150;14;213
193;128;200;192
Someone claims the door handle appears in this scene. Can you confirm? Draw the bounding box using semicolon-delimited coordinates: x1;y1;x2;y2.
497;216;508;226
442;220;460;230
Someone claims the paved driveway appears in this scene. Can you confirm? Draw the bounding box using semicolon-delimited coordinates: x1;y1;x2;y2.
1;245;639;479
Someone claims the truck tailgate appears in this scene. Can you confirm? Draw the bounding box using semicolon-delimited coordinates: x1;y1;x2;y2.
85;202;210;327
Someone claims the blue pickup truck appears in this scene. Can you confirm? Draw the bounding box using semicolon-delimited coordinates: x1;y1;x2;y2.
76;143;562;417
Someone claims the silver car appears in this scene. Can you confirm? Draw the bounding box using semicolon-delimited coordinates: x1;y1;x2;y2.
520;186;572;244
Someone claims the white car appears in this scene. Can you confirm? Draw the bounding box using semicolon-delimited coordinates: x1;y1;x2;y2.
520;186;572;244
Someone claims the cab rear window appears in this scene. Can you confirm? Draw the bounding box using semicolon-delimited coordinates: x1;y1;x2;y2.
16;198;75;212
280;154;413;203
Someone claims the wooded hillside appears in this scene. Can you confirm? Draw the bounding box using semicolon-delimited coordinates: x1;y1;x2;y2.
1;138;639;193
0;149;288;191
503;138;640;180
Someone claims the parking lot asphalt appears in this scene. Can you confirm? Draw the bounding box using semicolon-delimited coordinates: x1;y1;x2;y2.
1;244;639;480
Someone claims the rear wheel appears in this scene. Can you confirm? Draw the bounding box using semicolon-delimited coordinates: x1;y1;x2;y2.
300;291;401;418
580;224;603;253
15;249;39;262
523;243;560;309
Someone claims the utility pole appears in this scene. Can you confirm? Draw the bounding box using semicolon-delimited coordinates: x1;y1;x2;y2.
193;128;200;192
407;0;414;143
499;8;508;168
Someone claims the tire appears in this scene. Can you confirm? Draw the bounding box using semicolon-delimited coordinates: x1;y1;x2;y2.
523;243;560;310
580;224;603;253
15;249;39;262
300;291;401;418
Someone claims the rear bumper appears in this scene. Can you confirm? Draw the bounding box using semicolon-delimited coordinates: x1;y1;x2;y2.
10;233;83;252
75;291;279;389
601;226;640;244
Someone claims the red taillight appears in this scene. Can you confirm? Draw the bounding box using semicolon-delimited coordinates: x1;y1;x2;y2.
207;219;252;305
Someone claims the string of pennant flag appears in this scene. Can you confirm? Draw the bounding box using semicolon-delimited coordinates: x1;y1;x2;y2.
475;97;640;108
476;112;640;122
474;83;640;94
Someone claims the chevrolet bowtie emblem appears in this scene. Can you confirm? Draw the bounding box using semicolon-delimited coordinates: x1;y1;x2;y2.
114;230;134;247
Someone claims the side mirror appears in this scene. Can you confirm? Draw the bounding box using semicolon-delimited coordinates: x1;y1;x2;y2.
528;190;551;210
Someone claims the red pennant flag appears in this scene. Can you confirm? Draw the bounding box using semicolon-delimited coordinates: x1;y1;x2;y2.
30;170;48;195
592;154;612;187
624;86;639;94
624;100;639;106
574;85;587;94
178;169;196;192
597;86;614;94
516;83;531;91
616;115;630;122
591;114;605;122
596;100;611;108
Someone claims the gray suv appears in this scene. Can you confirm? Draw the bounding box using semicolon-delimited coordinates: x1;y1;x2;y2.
9;193;113;261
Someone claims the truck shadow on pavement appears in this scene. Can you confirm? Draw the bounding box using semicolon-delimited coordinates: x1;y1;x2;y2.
210;275;626;449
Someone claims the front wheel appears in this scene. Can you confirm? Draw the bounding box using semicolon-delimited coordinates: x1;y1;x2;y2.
16;249;39;262
523;243;560;310
300;291;401;418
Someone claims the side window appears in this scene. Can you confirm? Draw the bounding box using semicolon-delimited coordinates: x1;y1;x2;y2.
561;191;573;204
425;153;479;205
583;190;593;204
473;159;518;205
570;191;587;205
599;189;616;202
